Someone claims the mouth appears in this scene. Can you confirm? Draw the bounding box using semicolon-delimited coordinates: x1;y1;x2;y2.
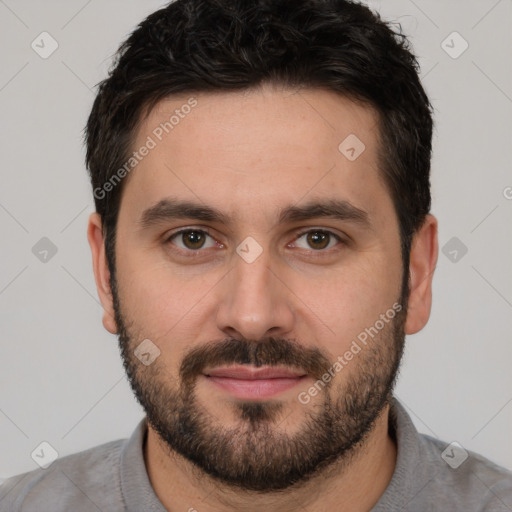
202;365;308;400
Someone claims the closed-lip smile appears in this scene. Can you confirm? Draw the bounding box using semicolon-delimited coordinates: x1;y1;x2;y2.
204;365;307;379
203;365;308;400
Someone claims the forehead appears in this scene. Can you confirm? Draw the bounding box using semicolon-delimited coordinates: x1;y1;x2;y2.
120;85;390;226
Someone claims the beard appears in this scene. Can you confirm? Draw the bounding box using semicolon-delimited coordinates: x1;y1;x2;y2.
111;270;408;492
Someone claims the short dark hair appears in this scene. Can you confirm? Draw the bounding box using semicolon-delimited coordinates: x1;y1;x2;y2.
85;0;433;294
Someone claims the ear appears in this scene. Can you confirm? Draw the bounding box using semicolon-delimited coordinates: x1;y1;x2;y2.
405;214;438;335
87;212;118;334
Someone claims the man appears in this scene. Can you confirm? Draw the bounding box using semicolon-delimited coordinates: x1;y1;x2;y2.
1;0;511;510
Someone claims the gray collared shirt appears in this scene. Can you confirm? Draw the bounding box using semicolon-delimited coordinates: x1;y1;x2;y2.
1;397;511;511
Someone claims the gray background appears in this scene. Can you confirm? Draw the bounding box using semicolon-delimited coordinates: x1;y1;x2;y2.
0;0;511;479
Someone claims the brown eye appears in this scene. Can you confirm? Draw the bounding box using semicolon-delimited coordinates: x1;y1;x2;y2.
292;229;343;251
168;229;216;251
306;231;330;250
182;230;206;249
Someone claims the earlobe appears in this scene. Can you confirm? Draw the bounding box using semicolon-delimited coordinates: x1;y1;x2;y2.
87;212;118;334
404;214;439;335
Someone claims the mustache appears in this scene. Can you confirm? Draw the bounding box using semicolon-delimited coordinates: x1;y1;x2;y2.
179;337;332;387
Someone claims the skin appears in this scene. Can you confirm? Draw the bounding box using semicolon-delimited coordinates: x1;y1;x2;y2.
88;84;438;512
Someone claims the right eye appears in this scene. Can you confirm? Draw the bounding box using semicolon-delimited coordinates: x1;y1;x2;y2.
166;229;220;252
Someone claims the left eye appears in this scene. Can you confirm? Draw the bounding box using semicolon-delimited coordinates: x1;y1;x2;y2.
292;230;342;251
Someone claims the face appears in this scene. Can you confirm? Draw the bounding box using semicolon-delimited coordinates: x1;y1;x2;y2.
104;85;409;491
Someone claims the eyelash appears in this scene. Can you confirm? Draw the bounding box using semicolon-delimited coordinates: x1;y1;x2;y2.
165;227;346;256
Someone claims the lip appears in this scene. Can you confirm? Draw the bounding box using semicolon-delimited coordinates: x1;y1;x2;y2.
204;366;306;379
203;365;307;400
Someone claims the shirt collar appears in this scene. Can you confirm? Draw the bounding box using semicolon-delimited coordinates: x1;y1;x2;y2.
371;396;439;511
120;417;167;512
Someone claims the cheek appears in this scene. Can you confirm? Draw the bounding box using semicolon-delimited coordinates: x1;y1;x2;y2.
114;251;173;328
115;250;218;345
291;256;401;355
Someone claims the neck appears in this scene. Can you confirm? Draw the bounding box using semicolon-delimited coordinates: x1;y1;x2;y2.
144;404;397;512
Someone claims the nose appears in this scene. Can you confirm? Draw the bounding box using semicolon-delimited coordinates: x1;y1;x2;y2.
215;245;295;342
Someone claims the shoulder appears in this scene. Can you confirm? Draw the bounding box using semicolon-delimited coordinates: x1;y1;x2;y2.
418;433;512;511
376;399;512;512
0;438;126;512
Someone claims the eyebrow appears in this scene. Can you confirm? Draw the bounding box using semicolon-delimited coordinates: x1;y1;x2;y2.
138;197;372;230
